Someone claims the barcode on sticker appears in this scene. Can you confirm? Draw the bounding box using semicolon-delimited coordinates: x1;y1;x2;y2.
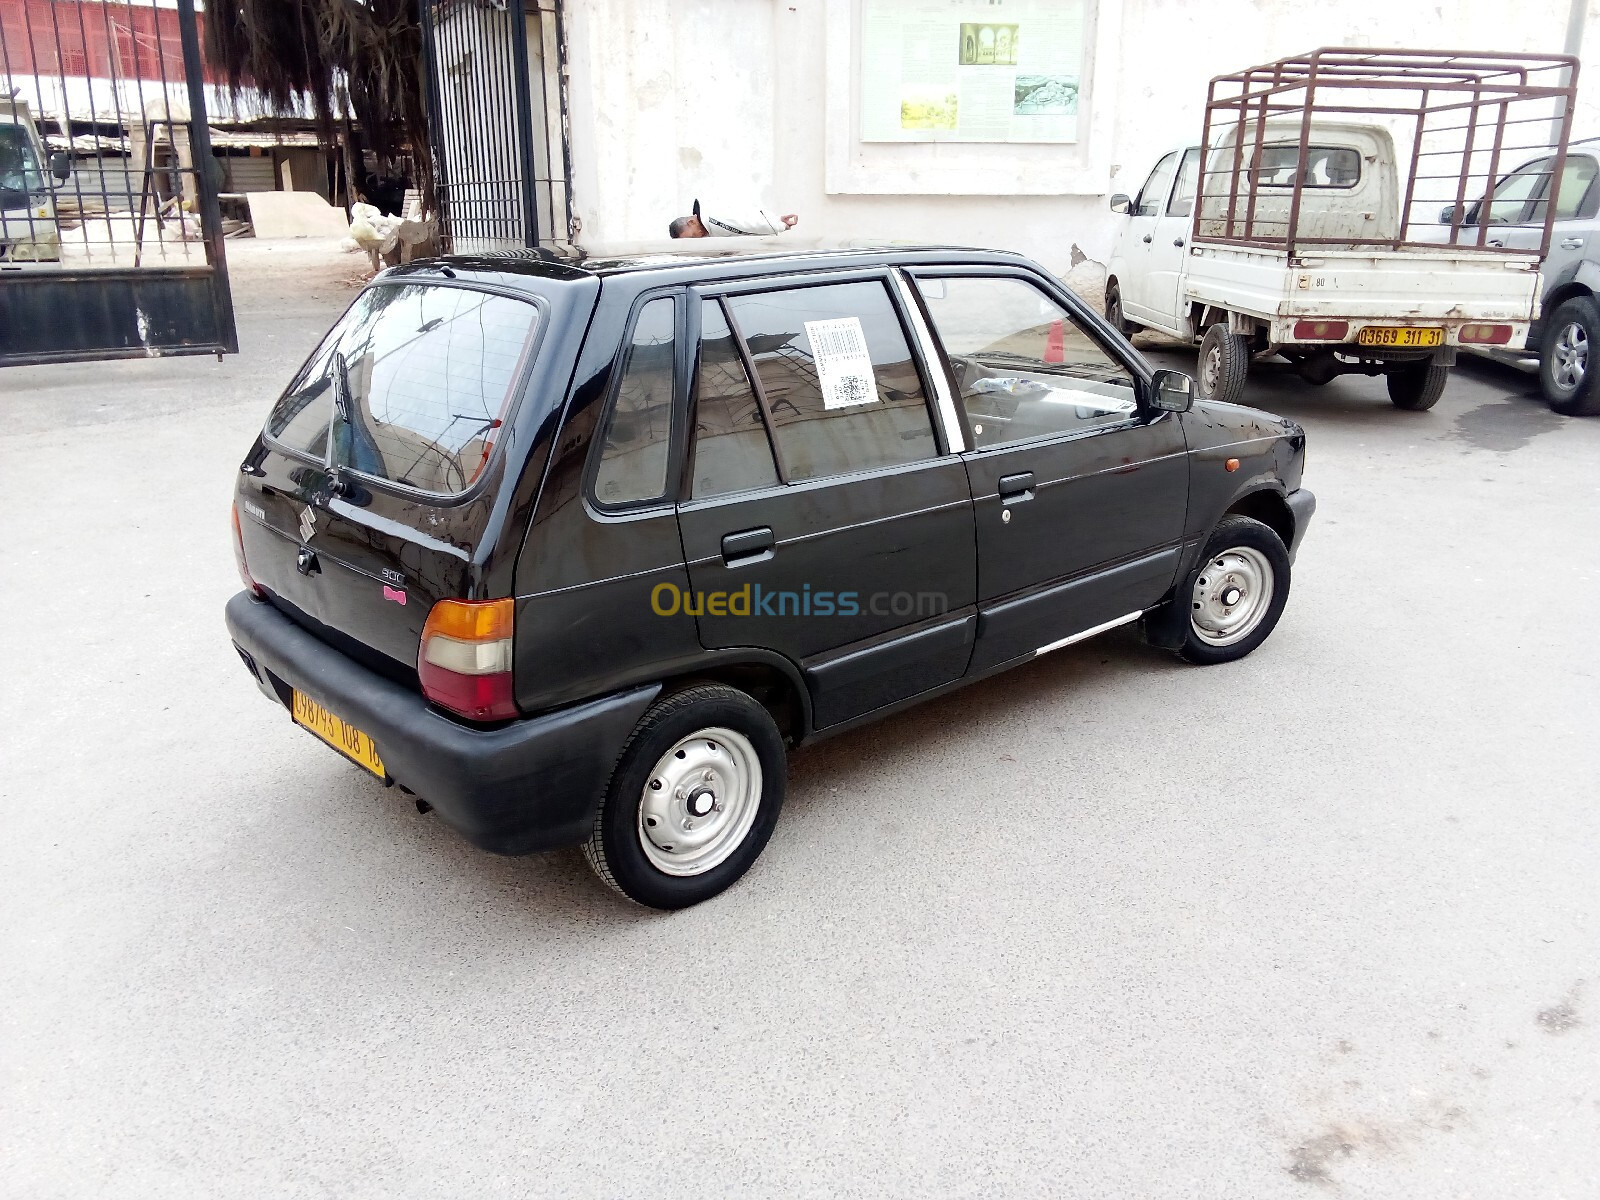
805;317;877;410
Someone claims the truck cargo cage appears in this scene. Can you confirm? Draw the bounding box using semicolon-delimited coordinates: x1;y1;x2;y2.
1196;48;1579;256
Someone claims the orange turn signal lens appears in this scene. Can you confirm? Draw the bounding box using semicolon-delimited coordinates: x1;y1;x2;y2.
1292;320;1350;341
421;597;514;643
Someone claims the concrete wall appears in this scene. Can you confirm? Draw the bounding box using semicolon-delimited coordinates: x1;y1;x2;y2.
563;0;1600;280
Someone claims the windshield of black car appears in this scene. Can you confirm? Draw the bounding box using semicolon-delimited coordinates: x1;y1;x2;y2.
264;282;540;496
0;124;46;209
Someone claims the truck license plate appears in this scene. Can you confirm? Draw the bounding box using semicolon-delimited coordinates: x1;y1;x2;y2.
1357;326;1444;348
292;689;387;778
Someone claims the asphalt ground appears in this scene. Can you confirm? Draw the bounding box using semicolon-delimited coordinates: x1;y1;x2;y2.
4;245;1597;1197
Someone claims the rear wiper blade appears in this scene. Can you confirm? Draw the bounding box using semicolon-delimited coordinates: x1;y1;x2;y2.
327;351;354;496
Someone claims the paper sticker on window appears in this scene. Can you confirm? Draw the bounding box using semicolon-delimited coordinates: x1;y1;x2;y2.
804;317;877;409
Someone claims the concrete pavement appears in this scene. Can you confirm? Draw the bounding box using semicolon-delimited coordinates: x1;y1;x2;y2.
3;251;1598;1198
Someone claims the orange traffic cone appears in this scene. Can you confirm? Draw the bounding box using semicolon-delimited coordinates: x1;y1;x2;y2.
1044;319;1065;363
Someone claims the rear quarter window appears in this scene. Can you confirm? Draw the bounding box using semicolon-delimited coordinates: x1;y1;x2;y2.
264;282;539;496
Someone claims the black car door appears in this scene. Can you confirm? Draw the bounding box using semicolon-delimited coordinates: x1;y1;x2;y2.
674;272;978;729
907;268;1190;673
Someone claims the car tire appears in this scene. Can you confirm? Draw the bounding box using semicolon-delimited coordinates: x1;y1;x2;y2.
1176;515;1292;666
1386;360;1448;411
1106;281;1136;337
1198;323;1250;405
1539;296;1600;415
583;683;786;910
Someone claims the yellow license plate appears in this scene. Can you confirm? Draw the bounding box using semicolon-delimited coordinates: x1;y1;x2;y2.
1356;326;1444;348
292;689;386;778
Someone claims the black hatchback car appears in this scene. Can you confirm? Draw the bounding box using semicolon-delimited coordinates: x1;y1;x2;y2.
227;246;1313;908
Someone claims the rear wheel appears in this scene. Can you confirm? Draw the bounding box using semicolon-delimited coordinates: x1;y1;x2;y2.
1105;281;1136;337
1177;516;1291;666
583;684;786;910
1198;323;1250;405
1386;359;1448;411
1540;296;1600;415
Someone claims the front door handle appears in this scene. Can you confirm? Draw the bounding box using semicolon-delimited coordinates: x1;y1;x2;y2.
721;526;774;565
998;471;1036;501
1561;236;1585;249
1141;234;1153;244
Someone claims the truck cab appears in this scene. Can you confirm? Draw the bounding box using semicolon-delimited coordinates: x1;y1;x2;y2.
0;98;65;263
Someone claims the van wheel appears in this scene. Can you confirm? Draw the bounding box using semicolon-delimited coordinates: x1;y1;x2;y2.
1198;324;1249;405
1177;516;1291;665
1386;360;1448;411
583;684;786;910
1540;296;1600;415
1105;281;1136;336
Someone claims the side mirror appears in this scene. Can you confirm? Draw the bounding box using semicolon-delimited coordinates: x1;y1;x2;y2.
1109;193;1131;215
1438;203;1458;224
49;151;71;183
1151;369;1194;413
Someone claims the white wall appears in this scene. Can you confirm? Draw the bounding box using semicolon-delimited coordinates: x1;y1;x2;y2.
564;0;1600;280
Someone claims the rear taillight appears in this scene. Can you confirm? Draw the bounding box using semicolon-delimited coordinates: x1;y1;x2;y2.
418;598;518;722
232;502;264;598
1459;323;1513;345
1292;320;1350;341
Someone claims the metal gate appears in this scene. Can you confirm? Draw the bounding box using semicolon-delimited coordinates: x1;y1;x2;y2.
419;0;573;255
0;0;236;366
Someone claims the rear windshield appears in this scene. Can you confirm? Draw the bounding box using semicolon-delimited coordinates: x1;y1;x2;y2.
265;282;539;496
1252;144;1361;189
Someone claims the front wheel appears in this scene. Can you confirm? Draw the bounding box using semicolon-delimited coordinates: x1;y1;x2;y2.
1105;281;1136;337
1386;360;1448;411
1198;323;1250;405
583;684;786;909
1539;296;1600;415
1177;516;1292;666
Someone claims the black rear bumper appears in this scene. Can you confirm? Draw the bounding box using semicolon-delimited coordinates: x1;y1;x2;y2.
225;593;658;855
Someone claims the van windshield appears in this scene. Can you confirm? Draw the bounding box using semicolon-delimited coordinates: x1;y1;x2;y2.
0;124;46;208
265;282;539;496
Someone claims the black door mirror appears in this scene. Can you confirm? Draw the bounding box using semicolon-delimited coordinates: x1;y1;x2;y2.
49;151;71;183
1109;193;1131;215
1150;369;1194;413
1438;203;1458;224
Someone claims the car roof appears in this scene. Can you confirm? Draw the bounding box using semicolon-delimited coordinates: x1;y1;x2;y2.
379;244;1034;293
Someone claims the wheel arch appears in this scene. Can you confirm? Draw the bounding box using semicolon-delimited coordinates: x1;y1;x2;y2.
658;653;811;746
1223;486;1295;550
1541;284;1596;342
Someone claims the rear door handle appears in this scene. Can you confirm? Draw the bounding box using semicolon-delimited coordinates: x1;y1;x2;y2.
720;526;774;565
998;471;1036;501
1561;236;1585;249
1173;238;1185;247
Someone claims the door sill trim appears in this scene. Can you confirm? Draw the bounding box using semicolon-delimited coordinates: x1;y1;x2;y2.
1035;610;1143;657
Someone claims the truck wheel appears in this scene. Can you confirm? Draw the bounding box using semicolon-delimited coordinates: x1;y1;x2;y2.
1177;516;1292;666
1386;360;1447;411
1105;281;1136;336
1198;324;1249;405
583;684;786;910
1539;297;1600;415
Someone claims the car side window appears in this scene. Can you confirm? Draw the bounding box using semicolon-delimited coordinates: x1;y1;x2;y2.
1134;152;1180;217
594;296;676;506
722;280;938;482
691;299;780;499
1485;159;1550;224
1168;148;1200;219
1529;154;1599;223
914;275;1139;450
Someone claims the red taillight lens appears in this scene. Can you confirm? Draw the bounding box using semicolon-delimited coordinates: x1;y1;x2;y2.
1292;320;1350;341
1459;323;1513;345
418;598;518;722
232;502;264;598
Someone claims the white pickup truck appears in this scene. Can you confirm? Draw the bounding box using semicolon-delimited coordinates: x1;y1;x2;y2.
0;97;65;262
1103;49;1573;412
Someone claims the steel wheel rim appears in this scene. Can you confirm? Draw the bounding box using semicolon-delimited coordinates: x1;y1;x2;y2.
1190;546;1276;647
1552;321;1588;391
1201;340;1222;394
638;727;762;877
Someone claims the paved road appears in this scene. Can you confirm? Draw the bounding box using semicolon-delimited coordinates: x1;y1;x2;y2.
4;253;1598;1198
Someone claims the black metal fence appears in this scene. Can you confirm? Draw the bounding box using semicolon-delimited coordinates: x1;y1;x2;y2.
0;0;235;364
420;0;572;255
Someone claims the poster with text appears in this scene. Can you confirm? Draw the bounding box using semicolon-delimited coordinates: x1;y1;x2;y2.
859;0;1086;144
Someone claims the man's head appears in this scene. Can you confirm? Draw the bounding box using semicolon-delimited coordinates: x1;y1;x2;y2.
668;214;707;238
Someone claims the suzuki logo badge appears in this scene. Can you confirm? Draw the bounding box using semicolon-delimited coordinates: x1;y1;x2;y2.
299;506;316;543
